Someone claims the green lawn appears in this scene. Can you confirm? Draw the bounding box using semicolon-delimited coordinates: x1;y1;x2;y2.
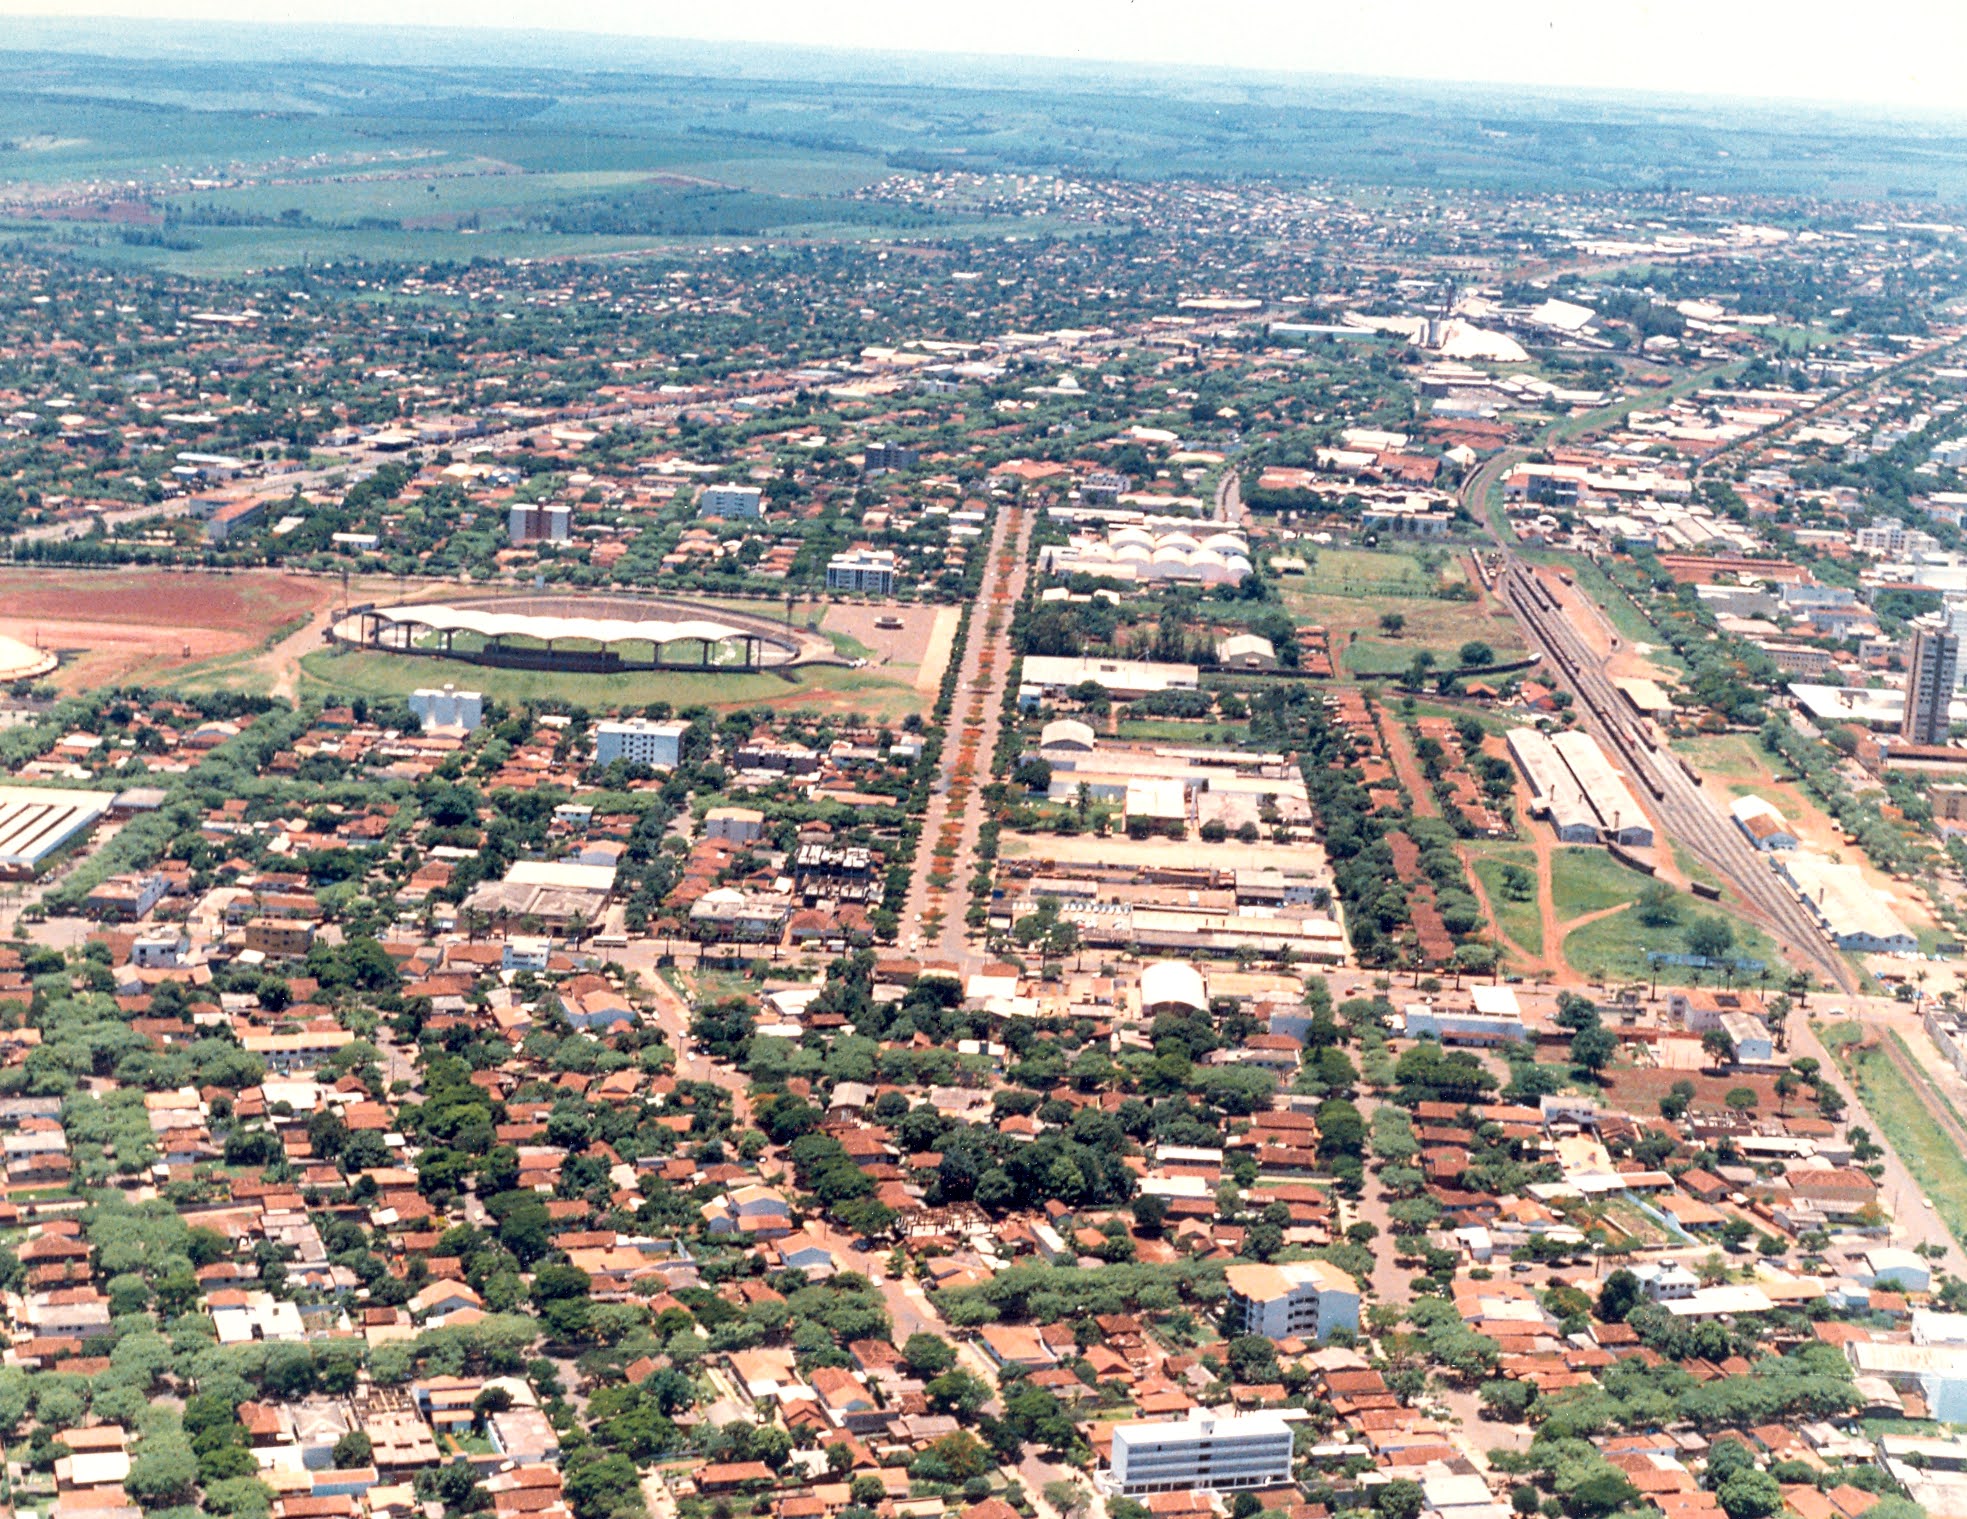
1669;841;1722;891
1564;897;1781;987
1469;847;1543;958
1550;847;1652;916
297;648;921;719
1832;1032;1967;1250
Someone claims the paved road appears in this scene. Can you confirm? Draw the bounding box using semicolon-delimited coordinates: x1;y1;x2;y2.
898;503;1033;971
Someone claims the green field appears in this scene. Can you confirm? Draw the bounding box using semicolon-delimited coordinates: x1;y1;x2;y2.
1279;588;1526;678
297;648;922;720
1469;846;1543;958
1563;892;1781;987
1550;847;1654;916
1831;1030;1967;1249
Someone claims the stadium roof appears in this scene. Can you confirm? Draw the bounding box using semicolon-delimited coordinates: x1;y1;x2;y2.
371;603;757;647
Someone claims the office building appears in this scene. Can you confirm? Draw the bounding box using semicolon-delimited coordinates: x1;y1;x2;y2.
1104;1414;1294;1497
1223;1260;1361;1343
826;548;897;595
1905;624;1961;745
699;484;765;519
595;719;689;769
409;685;483;732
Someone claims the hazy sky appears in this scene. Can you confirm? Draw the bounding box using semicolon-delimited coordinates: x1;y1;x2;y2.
4;0;1967;113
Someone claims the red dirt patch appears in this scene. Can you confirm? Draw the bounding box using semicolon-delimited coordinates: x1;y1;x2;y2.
0;568;331;691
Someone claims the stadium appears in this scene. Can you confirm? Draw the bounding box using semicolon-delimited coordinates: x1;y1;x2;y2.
330;594;828;675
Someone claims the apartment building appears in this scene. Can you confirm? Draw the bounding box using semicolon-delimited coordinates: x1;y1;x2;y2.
595;719;688;769
1906;624;1961;745
1223;1259;1361;1343
699;484;765;519
1104;1413;1295;1497
826;548;897;594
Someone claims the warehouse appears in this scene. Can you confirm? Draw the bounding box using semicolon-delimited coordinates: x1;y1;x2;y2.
1505;729;1600;843
1550;730;1654;846
0;787;114;876
1777;852;1916;954
1020;655;1199;702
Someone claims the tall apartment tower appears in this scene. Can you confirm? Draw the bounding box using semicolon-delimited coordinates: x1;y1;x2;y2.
1904;624;1961;745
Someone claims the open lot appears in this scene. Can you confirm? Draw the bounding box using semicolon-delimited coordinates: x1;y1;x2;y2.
0;567;330;692
1278;588;1527;677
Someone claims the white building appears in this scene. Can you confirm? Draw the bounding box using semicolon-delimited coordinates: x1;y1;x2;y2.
1104;1414;1295;1497
502;936;551;972
700;484;765;519
826;548;897;594
595;719;688;769
1730;794;1797;851
1224;1260;1361;1343
410;685;484;733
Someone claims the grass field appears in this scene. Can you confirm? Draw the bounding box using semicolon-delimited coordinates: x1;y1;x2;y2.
1278;589;1526;677
1831;1029;1967;1249
1469;846;1543;957
1564;893;1781;987
1550;847;1654;916
1673;733;1770;782
298;648;923;720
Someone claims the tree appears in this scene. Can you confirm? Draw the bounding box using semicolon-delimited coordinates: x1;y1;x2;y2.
1596;1269;1642;1324
1570;1025;1617;1080
1374;1480;1425;1519
1380;612;1406;637
1045;1481;1091;1519
1724;1086;1759;1114
1701;1029;1737;1069
1458;641;1494;668
925;1369;992;1418
1686;916;1736;962
1636;883;1681;928
902;1333;957;1378
332;1431;373;1469
1717;1470;1783;1519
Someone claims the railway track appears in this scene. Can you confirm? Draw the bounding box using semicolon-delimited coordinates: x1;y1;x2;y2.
1500;561;1856;993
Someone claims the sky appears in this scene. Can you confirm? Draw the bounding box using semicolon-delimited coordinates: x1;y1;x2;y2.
3;0;1967;114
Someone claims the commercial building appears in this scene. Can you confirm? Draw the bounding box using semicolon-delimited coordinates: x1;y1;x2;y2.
0;786;115;875
508;503;571;544
1223;1260;1361;1343
1020;656;1200;702
825;548;897;594
699;484;765;519
1103;1414;1295;1497
595;719;689;769
1905;624;1960;745
409;685;483;733
704;806;767;844
85;871;169;921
